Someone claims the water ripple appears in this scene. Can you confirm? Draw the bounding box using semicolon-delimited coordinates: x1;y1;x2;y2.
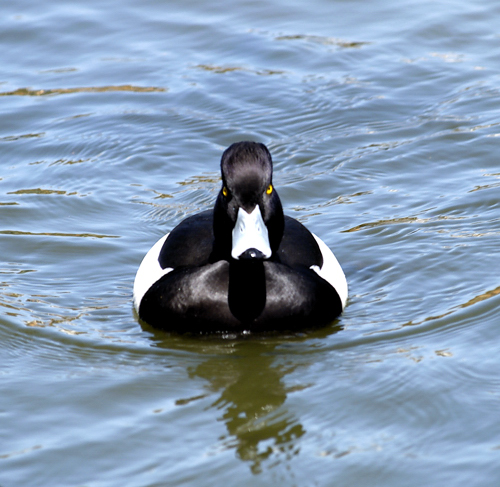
0;85;166;97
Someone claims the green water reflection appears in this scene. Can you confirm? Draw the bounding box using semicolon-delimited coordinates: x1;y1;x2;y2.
142;324;341;473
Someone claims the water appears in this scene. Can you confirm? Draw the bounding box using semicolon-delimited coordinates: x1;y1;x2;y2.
1;0;500;485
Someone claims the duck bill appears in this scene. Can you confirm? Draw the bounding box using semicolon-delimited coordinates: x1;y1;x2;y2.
231;206;272;260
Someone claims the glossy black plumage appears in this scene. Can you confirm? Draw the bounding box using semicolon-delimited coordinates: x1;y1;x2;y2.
134;141;346;333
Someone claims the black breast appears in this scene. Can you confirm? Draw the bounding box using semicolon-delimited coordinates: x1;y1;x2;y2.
158;210;214;269
276;216;324;269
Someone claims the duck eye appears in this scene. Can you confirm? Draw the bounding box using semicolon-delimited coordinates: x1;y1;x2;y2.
222;186;228;198
266;184;273;195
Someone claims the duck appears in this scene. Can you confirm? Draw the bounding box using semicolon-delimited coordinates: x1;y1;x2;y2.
133;141;347;333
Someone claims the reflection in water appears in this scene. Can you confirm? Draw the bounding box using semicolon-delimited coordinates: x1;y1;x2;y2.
191;346;304;473
275;33;369;49
409;284;500;328
0;85;166;97
143;325;341;473
362;284;500;339
0;230;119;238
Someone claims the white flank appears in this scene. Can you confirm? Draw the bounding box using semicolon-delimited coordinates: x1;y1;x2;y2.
133;234;173;311
310;233;348;310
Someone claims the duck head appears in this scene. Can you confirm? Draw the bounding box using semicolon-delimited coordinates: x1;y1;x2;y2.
213;141;285;261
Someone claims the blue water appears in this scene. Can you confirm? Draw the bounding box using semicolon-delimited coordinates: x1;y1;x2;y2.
1;0;500;485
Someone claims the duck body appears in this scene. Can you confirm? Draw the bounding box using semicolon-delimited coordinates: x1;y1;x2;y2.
134;142;347;333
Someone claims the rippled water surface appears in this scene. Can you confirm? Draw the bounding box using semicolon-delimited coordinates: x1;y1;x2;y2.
1;0;500;485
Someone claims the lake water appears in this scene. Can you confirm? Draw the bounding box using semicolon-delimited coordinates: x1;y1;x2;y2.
1;0;500;485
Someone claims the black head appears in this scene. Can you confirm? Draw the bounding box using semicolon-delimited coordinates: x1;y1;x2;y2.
213;141;285;260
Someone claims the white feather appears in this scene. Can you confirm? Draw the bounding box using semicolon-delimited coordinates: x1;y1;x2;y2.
310;233;348;310
133;234;173;311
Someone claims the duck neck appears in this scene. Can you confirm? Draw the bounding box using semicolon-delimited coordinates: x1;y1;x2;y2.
228;259;266;324
211;194;233;261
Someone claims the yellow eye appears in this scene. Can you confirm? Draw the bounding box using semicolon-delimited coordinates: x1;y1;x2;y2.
222;186;228;197
266;184;273;195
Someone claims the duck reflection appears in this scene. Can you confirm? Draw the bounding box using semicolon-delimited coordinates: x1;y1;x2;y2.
142;323;342;473
190;341;304;472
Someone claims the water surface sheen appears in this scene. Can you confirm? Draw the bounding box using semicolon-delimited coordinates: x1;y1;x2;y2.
1;0;500;485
